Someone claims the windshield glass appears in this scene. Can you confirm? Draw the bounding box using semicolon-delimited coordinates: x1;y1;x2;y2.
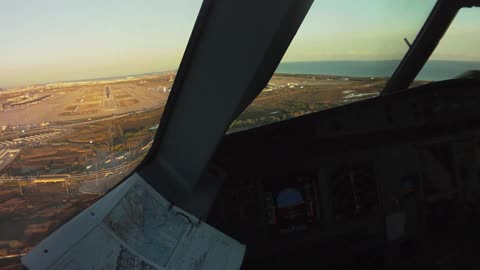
229;0;435;133
0;1;201;268
416;7;480;82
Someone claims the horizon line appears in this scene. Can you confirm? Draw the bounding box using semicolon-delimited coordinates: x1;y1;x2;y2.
280;59;480;63
2;69;178;90
3;58;480;89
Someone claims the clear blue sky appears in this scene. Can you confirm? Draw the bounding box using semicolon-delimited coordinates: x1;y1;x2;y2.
1;0;479;88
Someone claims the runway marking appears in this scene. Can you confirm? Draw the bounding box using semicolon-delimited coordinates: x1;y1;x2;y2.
102;86;117;112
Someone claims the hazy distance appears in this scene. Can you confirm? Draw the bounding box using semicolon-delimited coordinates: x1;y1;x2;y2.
1;0;479;88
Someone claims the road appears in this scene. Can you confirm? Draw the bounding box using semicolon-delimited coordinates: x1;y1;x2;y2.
70;158;142;183
0;150;19;173
0;156;144;188
0;101;160;186
53;103;165;129
0;100;164;145
78;174;125;194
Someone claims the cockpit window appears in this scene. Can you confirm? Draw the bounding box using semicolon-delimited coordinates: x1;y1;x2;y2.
0;1;201;267
228;0;436;133
416;8;480;82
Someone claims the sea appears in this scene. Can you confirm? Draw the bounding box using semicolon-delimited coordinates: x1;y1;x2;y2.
4;61;478;90
276;60;480;81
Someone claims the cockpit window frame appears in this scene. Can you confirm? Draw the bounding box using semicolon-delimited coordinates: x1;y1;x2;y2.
381;0;479;94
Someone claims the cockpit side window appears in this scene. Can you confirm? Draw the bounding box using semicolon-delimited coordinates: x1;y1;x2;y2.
0;1;202;267
416;8;480;82
228;0;436;133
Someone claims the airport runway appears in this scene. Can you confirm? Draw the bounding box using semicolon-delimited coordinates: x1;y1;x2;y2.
0;82;168;127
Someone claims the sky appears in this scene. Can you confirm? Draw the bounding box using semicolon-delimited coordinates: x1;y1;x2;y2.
1;0;479;88
283;0;480;62
1;0;202;88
